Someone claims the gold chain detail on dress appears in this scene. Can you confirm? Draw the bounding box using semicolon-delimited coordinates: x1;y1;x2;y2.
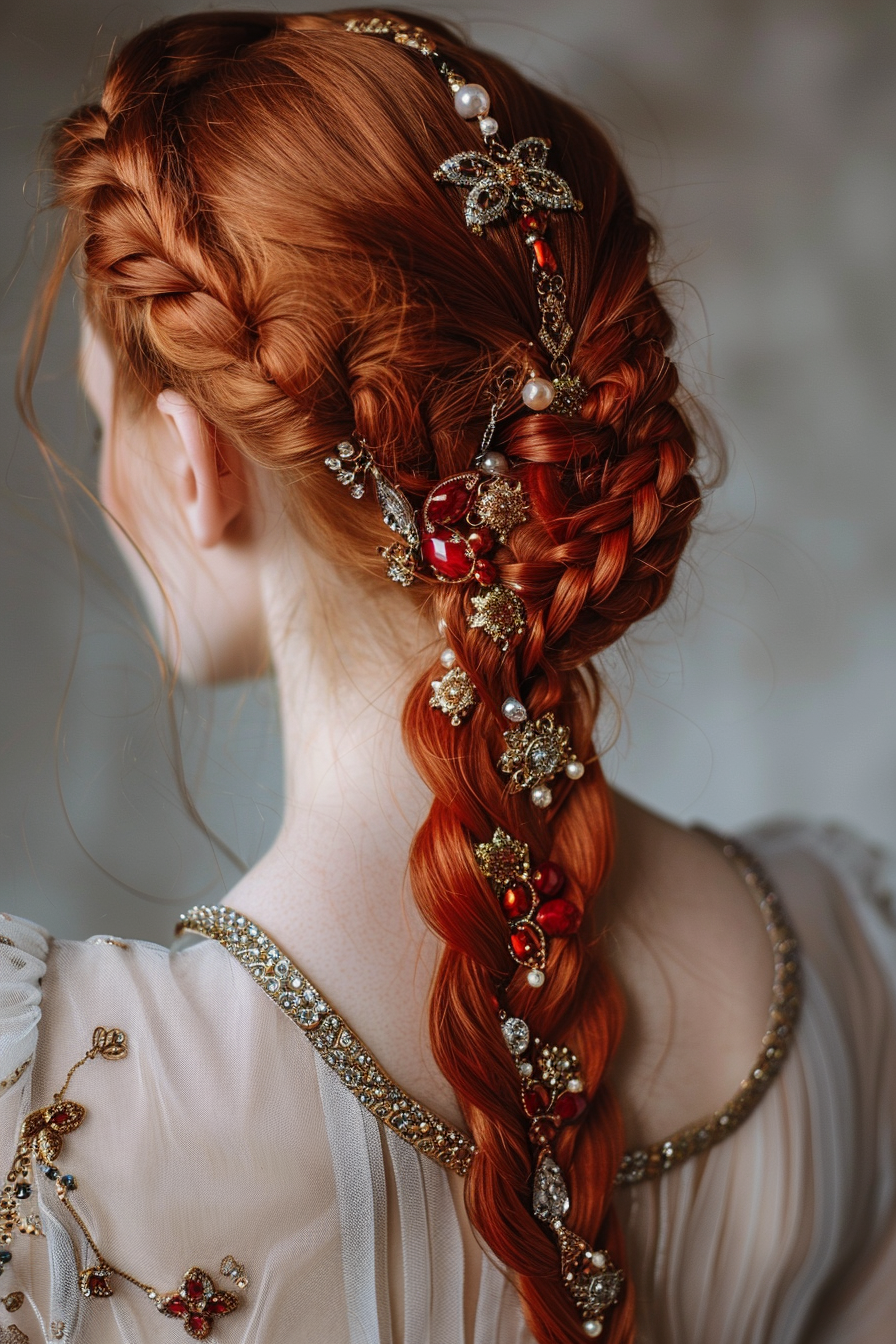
615;834;801;1185
176;906;476;1178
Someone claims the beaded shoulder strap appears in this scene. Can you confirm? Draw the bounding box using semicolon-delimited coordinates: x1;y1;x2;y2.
175;905;475;1178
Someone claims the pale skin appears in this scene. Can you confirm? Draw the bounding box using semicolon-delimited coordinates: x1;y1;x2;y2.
82;324;774;1274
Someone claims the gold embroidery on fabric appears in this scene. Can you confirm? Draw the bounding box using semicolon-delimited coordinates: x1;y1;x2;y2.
177;906;477;1178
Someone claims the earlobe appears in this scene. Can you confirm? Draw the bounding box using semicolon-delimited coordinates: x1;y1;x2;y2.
156;389;247;549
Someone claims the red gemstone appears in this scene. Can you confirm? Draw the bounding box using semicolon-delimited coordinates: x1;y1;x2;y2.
532;862;566;899
532;239;558;274
50;1110;69;1126
421;527;473;580
554;1091;587;1122
523;1083;551;1116
88;1275;105;1294
535;897;581;937
425;478;475;526
185;1278;205;1301
207;1297;231;1315
189;1314;209;1336
466;526;495;556
473;558;498;586
166;1297;188;1316
501;883;531;918
529;1117;559;1146
510;923;540;962
517;210;548;238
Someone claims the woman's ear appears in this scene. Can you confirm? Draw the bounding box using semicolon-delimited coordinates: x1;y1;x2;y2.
155;389;248;549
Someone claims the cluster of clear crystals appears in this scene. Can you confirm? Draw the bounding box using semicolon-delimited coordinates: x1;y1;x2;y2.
498;713;572;794
501;1017;530;1057
177;907;476;1178
536;1041;578;1089
532;1152;570;1223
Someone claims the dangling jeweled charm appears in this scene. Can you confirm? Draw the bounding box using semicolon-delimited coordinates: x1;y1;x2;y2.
430;667;478;726
497;713;581;806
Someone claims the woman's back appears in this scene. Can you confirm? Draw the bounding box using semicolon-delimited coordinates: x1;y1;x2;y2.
4;814;896;1341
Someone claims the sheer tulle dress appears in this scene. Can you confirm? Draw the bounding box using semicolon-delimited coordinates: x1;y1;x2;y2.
2;820;895;1343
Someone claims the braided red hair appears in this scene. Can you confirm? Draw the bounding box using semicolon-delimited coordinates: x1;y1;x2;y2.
29;11;703;1339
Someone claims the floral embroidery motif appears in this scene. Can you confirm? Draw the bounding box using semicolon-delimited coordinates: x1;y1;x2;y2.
158;1268;239;1340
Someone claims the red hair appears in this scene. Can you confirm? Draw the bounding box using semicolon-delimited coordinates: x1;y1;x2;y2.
32;11;702;1340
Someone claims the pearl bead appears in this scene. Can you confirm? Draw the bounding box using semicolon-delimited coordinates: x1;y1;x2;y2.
502;697;527;723
439;648;456;669
479;450;510;476
565;758;585;780
527;968;545;988
583;1320;603;1338
479;115;499;137
454;83;490;119
567;1076;584;1093
522;377;555;411
592;1252;606;1268
518;1060;533;1077
531;784;553;809
437;618;448;636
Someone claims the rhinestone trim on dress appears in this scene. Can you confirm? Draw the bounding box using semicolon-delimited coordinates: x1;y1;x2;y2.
176;906;476;1178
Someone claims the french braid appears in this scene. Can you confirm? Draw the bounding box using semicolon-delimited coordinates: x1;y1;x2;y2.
37;11;702;1340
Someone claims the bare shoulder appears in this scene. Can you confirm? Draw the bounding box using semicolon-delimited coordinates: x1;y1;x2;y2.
599;793;775;1150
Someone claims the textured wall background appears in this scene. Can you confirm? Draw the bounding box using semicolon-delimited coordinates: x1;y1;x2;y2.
2;1;894;942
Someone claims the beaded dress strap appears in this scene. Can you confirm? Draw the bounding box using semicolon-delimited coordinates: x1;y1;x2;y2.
175;905;475;1178
176;834;799;1187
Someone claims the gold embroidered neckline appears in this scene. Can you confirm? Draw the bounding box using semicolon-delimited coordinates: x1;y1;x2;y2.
175;906;476;1178
176;834;799;1187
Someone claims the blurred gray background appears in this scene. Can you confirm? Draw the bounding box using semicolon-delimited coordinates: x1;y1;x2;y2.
1;1;894;943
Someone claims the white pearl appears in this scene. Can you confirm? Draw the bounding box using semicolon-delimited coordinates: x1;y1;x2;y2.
479;115;499;137
501;697;527;723
527;968;545;988
592;1252;606;1268
565;758;585;780
531;784;552;809
479;450;511;476
518;1060;533;1077
440;648;456;669
521;377;555;411
454;83;490;119
567;1077;583;1093
437;618;448;636
583;1321;603;1338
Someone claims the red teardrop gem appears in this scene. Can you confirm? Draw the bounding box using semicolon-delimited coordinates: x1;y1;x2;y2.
167;1298;188;1316
189;1314;208;1335
501;883;531;918
420;528;474;580
529;1117;559;1145
517;210;548;238
50;1110;69;1126
535;897;581;936
185;1278;205;1301
473;558;498;586
532;238;558;274
466;526;495;556
510;923;540;962
207;1297;231;1315
426;478;475;526
554;1091;587;1122
523;1083;551;1116
532;862;566;898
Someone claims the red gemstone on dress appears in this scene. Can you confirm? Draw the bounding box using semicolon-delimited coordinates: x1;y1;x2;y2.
167;1298;188;1316
554;1090;587;1122
523;1083;551;1116
189;1314;208;1336
88;1275;105;1294
502;883;531;917
510;923;540;962
50;1110;68;1126
532;239;558;274
473;558;498;586
185;1278;205;1300
531;862;566;899
426;478;475;526
466;526;495;556
207;1297;231;1315
535;898;581;936
421;527;473;580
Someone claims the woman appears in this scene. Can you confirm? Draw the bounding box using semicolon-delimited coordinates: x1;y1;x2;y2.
2;9;894;1343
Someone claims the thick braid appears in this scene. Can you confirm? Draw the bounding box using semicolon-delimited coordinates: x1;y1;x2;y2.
41;13;704;1342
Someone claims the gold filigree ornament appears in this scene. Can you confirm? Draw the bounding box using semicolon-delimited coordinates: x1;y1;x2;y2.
0;1325;29;1343
434;137;582;237
498;713;584;808
430;666;478;726
325;437;420;586
473;827;531;888
550;372;588;417
467;585;527;650
466;475;529;543
0;1294;22;1313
